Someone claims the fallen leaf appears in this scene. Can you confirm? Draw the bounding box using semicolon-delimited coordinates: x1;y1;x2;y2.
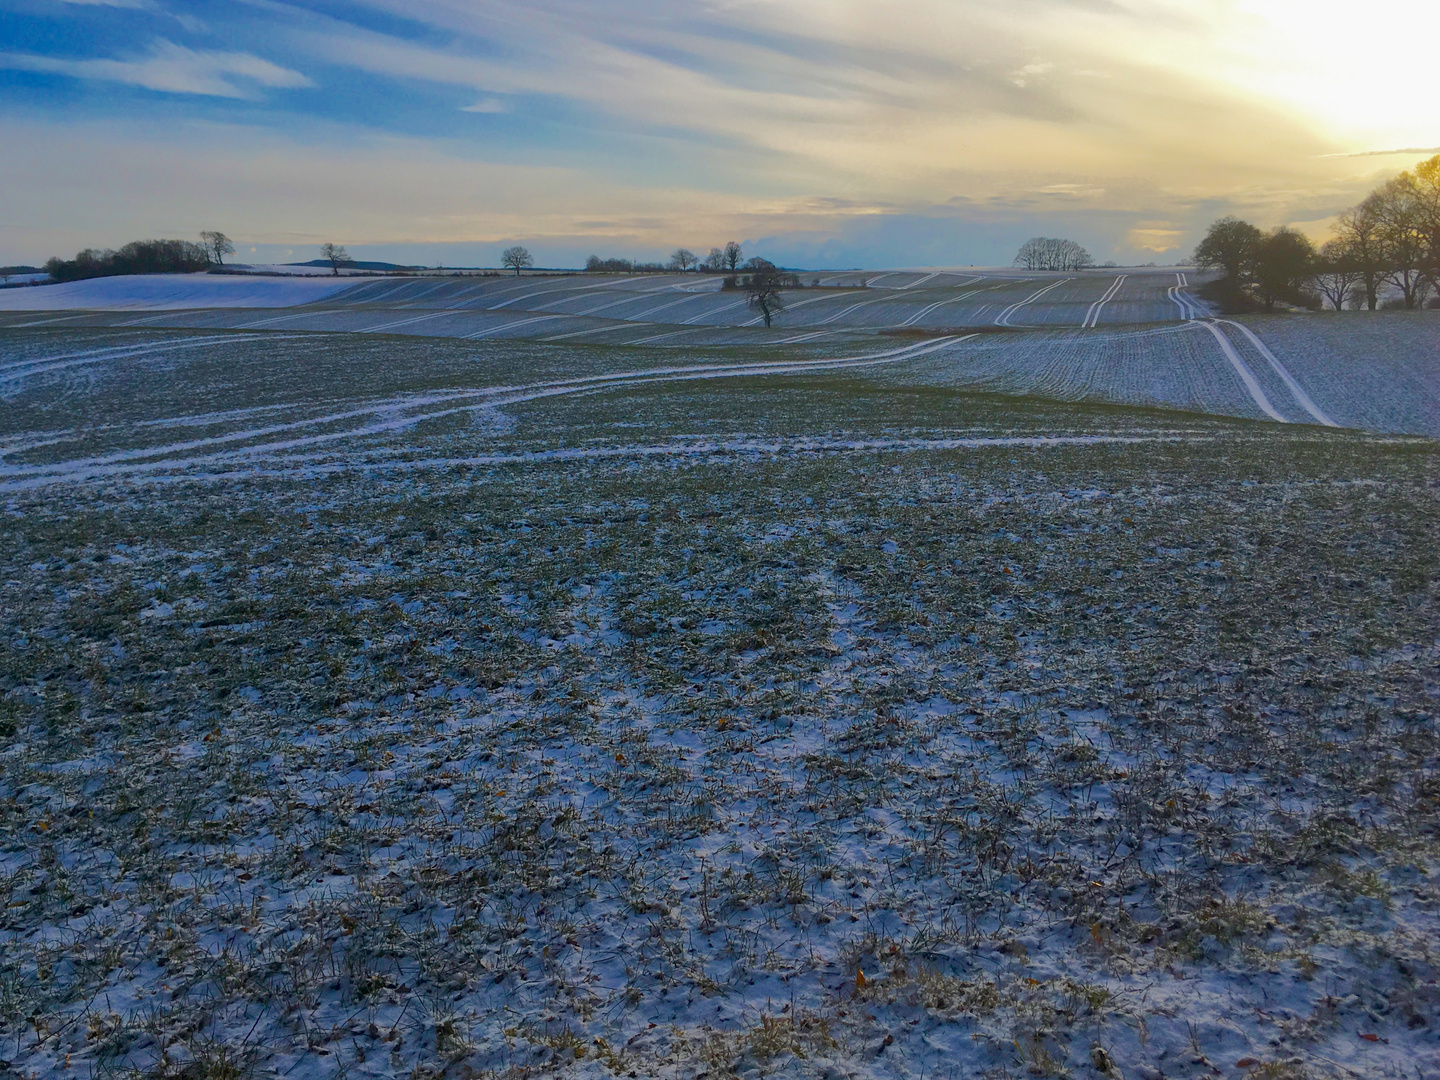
1359;1032;1381;1042
1235;1059;1259;1068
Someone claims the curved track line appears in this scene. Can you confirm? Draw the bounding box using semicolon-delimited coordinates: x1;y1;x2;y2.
464;314;565;339
1;337;973;488
741;291;854;327
1083;275;1126;328
1198;320;1287;422
898;288;987;327
1217;320;1336;426
995;279;1070;326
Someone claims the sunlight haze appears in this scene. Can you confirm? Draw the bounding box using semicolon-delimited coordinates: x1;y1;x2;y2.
1;0;1434;267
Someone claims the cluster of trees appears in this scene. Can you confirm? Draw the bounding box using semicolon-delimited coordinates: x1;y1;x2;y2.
584;241;748;273
1194;155;1440;312
45;231;236;283
584;255;668;273
1014;237;1094;272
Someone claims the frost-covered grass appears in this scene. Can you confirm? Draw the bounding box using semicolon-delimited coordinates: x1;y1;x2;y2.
1;326;1438;1080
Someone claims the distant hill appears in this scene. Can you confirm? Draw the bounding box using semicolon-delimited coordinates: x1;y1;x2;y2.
287;259;423;272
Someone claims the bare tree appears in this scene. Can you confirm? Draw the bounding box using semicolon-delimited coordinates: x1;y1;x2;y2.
1313;238;1362;311
1332;198;1387;310
1372;175;1430;308
743;259;790;327
723;241;743;272
199;231;235;267
669;248;698;271
501;246;534;276
1414;155;1440;297
703;248;724;272
319;243;349;275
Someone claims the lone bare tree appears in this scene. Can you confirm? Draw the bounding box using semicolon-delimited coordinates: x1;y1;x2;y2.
723;241;743;272
703;247;725;272
743;259;790;327
319;243;349;275
200;231;235;267
669;248;698;271
501;246;534;276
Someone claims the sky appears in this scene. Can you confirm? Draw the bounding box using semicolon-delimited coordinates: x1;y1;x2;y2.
1;0;1437;270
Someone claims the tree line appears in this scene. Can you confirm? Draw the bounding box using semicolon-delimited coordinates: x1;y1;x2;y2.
1194;154;1440;312
582;241;748;274
45;232;235;283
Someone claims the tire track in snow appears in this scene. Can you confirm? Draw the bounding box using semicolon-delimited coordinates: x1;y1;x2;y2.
1168;273;1203;320
897;287;989;327
1197;320;1288;422
1083;275;1126;328
0;337;971;489
1217;319;1337;426
0;335;283;388
994;279;1071;327
741;291;857;327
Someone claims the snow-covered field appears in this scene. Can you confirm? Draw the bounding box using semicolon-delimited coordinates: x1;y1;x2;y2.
5;271;1433;438
1;324;1437;1080
0;270;1201;328
0;273;359;311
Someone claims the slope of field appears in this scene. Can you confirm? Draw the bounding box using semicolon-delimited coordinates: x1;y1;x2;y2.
1230;312;1440;436
0;269;1202;329
0;273;359;311
0;323;1436;1080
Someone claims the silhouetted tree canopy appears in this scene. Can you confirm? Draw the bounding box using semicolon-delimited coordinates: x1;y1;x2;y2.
320;243;350;275
1014;237;1093;271
501;246;534;276
1251;227;1316;312
1195;154;1440;313
1192;218;1262;282
45;239;211;283
200;231;235;267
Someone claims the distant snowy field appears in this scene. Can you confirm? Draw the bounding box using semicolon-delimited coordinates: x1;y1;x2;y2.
0;272;357;310
0;270;1435;439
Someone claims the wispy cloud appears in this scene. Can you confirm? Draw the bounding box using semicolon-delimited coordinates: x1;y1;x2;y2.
1324;147;1440;158
0;39;311;99
2;0;1434;265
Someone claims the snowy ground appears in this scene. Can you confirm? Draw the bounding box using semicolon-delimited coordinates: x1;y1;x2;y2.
1;325;1437;1080
0;274;359;311
1;270;1434;439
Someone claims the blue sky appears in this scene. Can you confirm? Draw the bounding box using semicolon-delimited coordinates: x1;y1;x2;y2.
2;0;1436;269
